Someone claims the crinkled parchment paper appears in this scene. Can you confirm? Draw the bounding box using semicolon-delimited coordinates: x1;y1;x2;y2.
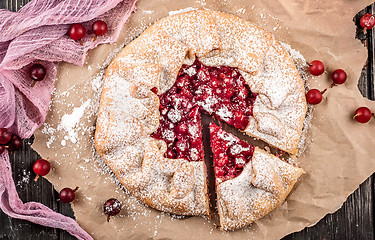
32;0;375;239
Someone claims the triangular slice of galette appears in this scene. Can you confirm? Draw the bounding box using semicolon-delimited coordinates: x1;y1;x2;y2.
209;123;304;231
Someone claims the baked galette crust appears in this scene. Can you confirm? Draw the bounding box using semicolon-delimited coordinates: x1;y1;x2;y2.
95;9;306;218
217;147;304;231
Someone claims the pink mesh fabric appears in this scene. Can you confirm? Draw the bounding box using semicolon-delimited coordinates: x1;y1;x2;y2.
0;0;137;239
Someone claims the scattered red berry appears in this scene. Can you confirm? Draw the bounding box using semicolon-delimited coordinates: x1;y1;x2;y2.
0;128;12;144
166;149;177;158
92;20;108;36
7;135;22;151
33;159;51;181
150;87;158;94
103;198;122;222
29;64;46;82
353;107;373;123
59;187;79;203
306;89;323;105
360;13;375;33
0;145;5;155
308;60;325;76
331;69;347;85
69;24;86;41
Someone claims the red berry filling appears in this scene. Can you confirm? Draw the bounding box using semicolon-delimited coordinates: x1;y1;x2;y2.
151;106;204;162
151;60;257;162
210;123;254;181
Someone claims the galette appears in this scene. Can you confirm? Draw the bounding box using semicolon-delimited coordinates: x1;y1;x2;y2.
95;9;307;230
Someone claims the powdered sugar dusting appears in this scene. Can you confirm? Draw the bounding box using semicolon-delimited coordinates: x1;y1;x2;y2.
217;148;304;230
184;66;197;76
58;99;91;144
16;169;31;190
42;70;105;148
243;40;307;155
278;42;312;158
93;9;307;231
167;109;182;123
216;106;233;121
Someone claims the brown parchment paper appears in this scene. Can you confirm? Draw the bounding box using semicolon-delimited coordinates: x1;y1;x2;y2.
32;0;375;239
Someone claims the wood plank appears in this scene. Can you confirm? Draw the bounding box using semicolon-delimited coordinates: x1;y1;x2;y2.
0;1;6;10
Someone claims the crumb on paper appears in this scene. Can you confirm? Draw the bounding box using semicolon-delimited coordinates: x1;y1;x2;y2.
143;10;154;14
169;7;198;16
236;7;246;14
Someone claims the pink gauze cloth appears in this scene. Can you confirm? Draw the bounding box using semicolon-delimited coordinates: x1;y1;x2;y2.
0;0;138;239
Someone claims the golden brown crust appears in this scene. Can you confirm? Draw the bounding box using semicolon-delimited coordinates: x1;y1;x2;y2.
95;9;306;221
216;148;305;231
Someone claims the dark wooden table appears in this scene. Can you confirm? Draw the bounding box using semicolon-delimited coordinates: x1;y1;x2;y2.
0;1;374;239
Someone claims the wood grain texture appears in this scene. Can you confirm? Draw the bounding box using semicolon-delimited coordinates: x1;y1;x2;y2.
0;1;374;239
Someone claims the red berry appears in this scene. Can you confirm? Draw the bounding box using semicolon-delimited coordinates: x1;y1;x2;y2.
7;135;22;151
176;76;189;89
166;149;177;158
306;89;323;105
92;20;108;36
223;86;234;98
33;159;51;181
29;64;46;81
354;107;372;123
235;156;247;167
233;112;249;130
211;77;220;88
69;24;86;40
331;69;347;85
59;187;78;203
360;13;375;30
0;145;5;155
150;87;158;94
0;128;12;144
176;122;188;134
308;60;325;76
181;88;193;99
215;156;229;167
237;86;248;99
215;166;225;177
103;198;122;222
175;139;187;153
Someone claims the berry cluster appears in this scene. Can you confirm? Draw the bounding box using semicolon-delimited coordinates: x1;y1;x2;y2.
306;60;374;124
306;12;375;125
30;19;117;216
68;20;108;43
29;21;108;86
0;128;22;154
32;158;79;203
306;60;347;105
32;156;122;220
